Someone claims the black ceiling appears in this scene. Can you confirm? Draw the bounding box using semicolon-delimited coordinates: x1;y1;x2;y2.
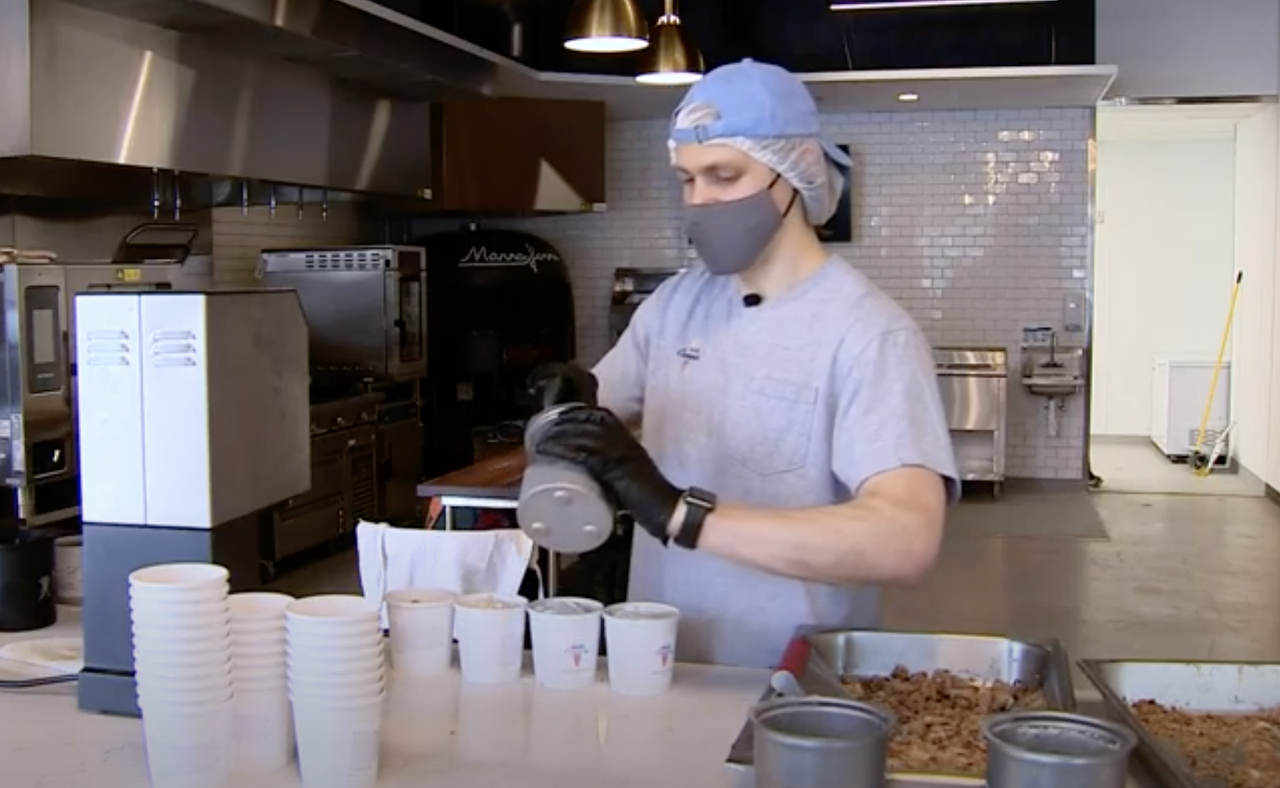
379;0;1095;77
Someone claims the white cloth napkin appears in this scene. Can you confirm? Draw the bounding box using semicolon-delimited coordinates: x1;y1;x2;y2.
356;520;538;629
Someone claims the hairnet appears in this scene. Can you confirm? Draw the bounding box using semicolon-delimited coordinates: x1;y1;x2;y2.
668;101;847;226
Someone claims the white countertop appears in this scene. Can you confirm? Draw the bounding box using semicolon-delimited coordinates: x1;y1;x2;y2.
0;609;1148;788
0;608;770;788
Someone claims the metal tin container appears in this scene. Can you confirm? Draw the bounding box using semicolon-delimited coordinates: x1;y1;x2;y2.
1079;658;1280;788
728;628;1078;786
981;711;1137;788
517;404;614;555
750;696;894;788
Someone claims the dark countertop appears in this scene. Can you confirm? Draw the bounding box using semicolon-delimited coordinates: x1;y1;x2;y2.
416;447;526;500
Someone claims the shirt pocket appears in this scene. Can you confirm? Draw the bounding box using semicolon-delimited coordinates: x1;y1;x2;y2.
724;375;819;476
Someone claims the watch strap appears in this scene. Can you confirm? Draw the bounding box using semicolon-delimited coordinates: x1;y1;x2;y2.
673;487;717;550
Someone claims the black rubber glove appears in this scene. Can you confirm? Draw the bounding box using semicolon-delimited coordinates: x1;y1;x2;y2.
532;407;681;543
527;361;599;409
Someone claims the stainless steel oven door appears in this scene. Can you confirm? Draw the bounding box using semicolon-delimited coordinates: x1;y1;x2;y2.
1;265;74;487
383;247;426;381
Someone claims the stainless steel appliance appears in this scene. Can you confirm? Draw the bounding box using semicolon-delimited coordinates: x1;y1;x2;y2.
934;347;1008;498
262;392;381;577
610;268;685;345
0;226;208;525
258;246;427;382
75;289;310;717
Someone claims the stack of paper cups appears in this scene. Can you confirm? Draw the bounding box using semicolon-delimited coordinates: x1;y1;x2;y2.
286;595;386;788
129;563;235;788
228;592;295;772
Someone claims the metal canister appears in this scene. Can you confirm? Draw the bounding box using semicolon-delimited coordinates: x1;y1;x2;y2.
982;711;1137;788
749;696;894;788
516;404;614;555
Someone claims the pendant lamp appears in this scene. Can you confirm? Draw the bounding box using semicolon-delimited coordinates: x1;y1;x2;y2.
635;1;704;85
564;0;649;53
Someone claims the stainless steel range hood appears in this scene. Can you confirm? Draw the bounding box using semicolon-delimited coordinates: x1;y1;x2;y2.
0;0;502;199
53;0;500;99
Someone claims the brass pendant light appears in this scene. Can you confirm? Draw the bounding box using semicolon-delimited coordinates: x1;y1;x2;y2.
635;1;704;85
564;0;649;53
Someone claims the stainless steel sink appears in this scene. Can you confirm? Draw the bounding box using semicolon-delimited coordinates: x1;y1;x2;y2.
1020;343;1085;399
1021;375;1084;397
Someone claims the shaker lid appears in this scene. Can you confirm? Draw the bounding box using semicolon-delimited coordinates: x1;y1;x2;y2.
517;476;613;554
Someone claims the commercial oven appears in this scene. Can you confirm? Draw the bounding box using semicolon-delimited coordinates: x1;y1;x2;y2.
258;246;427;382
0;223;208;524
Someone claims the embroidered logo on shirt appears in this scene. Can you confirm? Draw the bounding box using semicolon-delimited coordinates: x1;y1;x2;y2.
676;345;701;362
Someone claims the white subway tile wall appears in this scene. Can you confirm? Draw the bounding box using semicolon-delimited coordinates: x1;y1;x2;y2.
417;108;1092;480
216;108;1093;480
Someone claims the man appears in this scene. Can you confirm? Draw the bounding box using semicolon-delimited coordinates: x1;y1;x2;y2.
533;59;959;669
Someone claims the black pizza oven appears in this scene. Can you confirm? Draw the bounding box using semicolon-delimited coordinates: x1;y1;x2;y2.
414;224;576;477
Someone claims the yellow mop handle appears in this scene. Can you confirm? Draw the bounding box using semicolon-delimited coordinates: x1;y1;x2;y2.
1193;271;1244;456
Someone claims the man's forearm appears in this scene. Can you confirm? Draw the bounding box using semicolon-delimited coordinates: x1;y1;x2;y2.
690;473;946;587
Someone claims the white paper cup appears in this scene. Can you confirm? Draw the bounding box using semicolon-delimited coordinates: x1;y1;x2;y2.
454;593;529;685
235;661;286;679
287;669;382;688
232;689;293;772
133;635;231;658
289;681;385;703
602;602;679;697
286;595;379;628
385;588;456;677
132;617;231;638
233;645;285;662
137;684;234;710
135;657;232;679
292;694;384;788
285;633;383;654
130;563;229;594
134;643;231;664
231;619;285;637
232;641;285;660
286;646;383;670
129;601;230;619
138;678;234;704
236;677;287;694
230;592;294;620
528;597;602;690
142;697;234;788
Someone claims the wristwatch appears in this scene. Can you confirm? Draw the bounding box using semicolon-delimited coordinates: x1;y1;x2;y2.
673;487;717;550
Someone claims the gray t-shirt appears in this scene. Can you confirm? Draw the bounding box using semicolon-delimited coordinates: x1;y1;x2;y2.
593;255;959;669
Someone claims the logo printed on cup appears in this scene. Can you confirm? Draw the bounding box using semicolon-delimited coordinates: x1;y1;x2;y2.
565;643;588;668
656;642;674;668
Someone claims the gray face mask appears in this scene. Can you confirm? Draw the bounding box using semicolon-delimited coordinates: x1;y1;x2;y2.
685;175;799;276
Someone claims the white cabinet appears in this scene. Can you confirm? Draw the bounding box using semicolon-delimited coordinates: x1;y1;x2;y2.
75;291;311;528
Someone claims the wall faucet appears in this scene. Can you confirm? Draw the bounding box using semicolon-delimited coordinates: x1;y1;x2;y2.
1045;331;1062;368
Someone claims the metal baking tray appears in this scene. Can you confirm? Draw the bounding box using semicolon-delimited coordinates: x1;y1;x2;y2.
1079;658;1280;788
727;628;1076;786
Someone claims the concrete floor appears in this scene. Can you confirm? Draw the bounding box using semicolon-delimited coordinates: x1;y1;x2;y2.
885;491;1280;664
1090;436;1265;497
275;489;1280;669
